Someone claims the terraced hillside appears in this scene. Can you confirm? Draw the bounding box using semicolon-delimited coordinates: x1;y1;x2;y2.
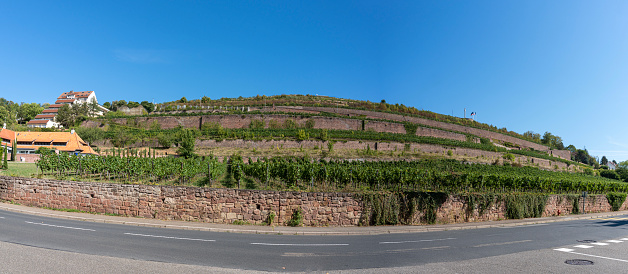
84;95;576;172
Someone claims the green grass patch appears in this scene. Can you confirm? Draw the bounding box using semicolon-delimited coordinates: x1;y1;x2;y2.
0;162;38;177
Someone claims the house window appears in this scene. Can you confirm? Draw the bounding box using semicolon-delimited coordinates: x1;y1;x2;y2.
52;142;67;146
34;142;50;146
17;141;32;145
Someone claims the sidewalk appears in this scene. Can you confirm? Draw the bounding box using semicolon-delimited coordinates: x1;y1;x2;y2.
1;201;626;236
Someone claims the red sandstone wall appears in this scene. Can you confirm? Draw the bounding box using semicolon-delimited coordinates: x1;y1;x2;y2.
364;121;406;134
269;106;571;157
0;176;361;226
1;176;624;226
415;127;467;142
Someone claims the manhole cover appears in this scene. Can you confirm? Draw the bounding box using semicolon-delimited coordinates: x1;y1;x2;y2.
577;240;597;243
565;259;594;265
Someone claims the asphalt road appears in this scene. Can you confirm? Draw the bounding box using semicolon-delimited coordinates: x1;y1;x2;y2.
2;209;628;272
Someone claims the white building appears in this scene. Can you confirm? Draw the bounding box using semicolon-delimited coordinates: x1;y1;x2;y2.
27;91;109;128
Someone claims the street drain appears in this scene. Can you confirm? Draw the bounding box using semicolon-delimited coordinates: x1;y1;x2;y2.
577;240;597;243
565;259;594;265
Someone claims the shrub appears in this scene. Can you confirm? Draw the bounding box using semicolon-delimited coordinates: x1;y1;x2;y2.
249;119;265;129
287;207;304;227
600;170;621;181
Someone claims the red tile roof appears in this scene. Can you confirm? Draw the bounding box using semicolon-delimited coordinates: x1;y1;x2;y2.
48;104;64;108
42;109;58;113
57;91;93;99
27;120;50;124
56;99;75;103
34;114;55;119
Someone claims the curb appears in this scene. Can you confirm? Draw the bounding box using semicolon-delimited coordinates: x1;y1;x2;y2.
1;202;627;236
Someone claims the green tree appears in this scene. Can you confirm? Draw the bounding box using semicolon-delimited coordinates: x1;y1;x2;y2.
601;156;608;166
56;104;89;128
141;101;155;113
127;101;140;108
179;97;188;103
74;127;104;145
17;103;44;123
110;127;137;147
3;145;7;169
157;133;173;148
11;140;16;161
176;129;197;158
201;96;211;103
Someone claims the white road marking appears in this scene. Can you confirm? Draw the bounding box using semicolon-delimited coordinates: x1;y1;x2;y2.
607;240;623;243
251;243;348;246
621;238;628;241
555;250;628;263
573;245;593;249
379;237;456;244
123;233;215;242
472;240;532;248
0;217;4;219
25;221;95;231
554;248;574;252
591;242;609;246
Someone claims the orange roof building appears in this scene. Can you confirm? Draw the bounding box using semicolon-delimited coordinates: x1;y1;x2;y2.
0;128;15;148
12;130;96;155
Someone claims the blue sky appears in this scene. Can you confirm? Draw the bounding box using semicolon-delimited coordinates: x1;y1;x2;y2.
2;1;628;161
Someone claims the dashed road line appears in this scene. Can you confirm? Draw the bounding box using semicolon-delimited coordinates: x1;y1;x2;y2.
379;237;456;244
0;217;5;219
573;245;593;249
251;243;349;246
123;233;215;242
472;240;531;248
591;242;609;246
607;240;623;243
25;221;95;231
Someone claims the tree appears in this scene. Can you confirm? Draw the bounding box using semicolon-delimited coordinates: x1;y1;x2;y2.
11;140;16;161
523;131;541;142
127;101;140;108
541;132;564;149
141;101;155;113
176;129;197;158
110;126;137;148
56;104;89;128
102;102;111;110
157;133;173;148
75;127;104;145
3;145;7;169
17;103;44;123
201;96;211;103
615;167;628;182
179;97;188;103
601;156;608;166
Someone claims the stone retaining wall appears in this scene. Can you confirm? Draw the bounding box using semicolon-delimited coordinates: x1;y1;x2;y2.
1;176;626;226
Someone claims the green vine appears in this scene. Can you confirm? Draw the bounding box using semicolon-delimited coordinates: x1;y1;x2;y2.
606;192;627;211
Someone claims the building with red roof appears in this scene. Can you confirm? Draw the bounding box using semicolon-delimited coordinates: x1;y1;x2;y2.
27;90;108;129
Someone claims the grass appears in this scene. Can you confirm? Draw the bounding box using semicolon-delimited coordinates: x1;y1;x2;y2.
0;162;38;177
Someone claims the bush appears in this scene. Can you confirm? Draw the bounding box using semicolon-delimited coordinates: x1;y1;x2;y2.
287;207;304;227
606;192;627;211
600;170;620;181
157;133;173;148
249;119;265;129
